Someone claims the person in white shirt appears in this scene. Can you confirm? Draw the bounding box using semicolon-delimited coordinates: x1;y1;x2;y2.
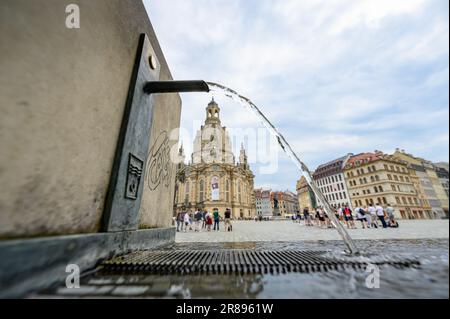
338;207;344;222
375;203;387;228
368;204;378;228
363;206;372;228
183;211;191;232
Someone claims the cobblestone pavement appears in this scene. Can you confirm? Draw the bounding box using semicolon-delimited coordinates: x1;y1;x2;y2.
175;220;449;242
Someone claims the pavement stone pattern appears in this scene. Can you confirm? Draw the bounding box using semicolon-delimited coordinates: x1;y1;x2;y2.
175;220;449;243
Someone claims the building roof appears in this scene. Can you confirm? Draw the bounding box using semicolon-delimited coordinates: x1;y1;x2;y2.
313;154;352;179
346;152;381;166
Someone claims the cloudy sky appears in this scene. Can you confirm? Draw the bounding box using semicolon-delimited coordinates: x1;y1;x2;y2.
144;0;449;192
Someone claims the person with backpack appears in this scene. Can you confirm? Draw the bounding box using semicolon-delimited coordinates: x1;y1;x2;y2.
356;206;367;229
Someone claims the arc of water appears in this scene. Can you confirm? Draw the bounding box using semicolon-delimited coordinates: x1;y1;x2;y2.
206;82;359;255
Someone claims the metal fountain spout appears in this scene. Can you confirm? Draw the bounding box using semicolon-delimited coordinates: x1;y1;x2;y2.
144;80;210;94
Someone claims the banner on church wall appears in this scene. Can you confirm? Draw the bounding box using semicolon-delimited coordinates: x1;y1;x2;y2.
211;176;220;201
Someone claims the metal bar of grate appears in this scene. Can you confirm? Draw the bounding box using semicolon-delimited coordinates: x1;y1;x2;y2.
100;250;420;275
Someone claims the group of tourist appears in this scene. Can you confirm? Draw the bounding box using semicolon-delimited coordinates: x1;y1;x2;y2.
295;203;399;229
175;208;233;232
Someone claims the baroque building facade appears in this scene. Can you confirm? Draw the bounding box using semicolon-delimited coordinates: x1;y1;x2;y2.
344;151;430;220
174;99;256;219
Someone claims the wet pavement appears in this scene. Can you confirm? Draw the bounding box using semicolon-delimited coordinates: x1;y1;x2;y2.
39;238;449;299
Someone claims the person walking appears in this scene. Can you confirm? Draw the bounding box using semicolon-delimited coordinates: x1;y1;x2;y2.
368;204;378;228
338;206;344;222
303;207;312;226
376;203;387;228
183;211;191;232
213;208;220;231
176;211;182;232
180;211;186;232
317;207;326;228
194;209;203;232
334;208;340;222
363;206;372;228
356;206;367;229
205;211;212;231
202;210;207;229
343;205;356;229
224;208;232;231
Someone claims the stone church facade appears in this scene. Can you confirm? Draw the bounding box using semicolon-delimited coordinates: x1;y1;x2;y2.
174;99;256;219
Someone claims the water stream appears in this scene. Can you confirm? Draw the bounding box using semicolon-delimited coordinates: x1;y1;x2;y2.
206;82;359;254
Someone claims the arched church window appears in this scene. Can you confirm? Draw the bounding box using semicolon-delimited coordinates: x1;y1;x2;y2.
185;181;190;202
199;180;204;202
238;180;242;203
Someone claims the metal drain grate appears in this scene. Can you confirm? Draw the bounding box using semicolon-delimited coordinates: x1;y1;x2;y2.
100;250;420;275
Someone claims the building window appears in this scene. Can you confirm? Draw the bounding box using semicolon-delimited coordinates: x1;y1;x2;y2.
185;181;190;202
238;181;241;203
225;179;230;202
199;179;204;202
